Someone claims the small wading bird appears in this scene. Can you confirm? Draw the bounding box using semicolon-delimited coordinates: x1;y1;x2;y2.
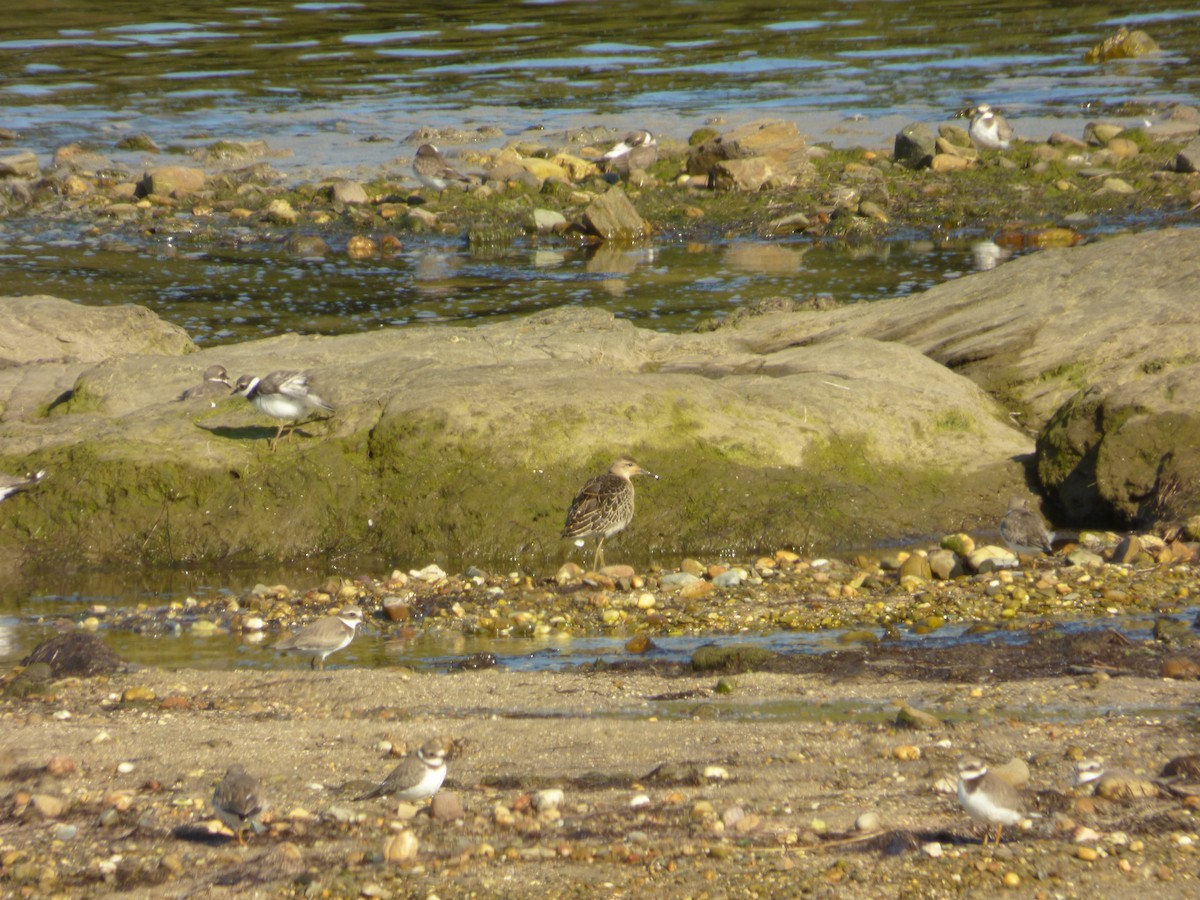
999;496;1054;556
958;103;1014;150
232;370;334;451
355;738;448;803
562;456;657;571
212;764;269;845
274;606;363;670
0;469;46;503
956;757;1025;847
178;364;231;402
413;143;473;192
602;129;657;171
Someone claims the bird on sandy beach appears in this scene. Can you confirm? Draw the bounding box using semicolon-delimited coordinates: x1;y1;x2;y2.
179;364;231;402
212;764;269;845
999;496;1054;556
413;143;473;192
562;456;657;571
602;129;658;171
274;606;363;670
355;738;447;802
0;469;46;503
958;103;1014;150
956;757;1025;846
232;370;334;451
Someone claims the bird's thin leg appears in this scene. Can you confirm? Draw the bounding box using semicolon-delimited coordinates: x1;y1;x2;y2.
593;536;606;571
994;824;1003;846
270;423;286;452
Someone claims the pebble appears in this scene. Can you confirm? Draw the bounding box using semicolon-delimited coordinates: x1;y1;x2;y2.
855;811;881;832
893;744;921;761
636;593;656;609
45;755;75;777
117;762;135;775
629;794;651;809
383;829;419;863
52;824;77;841
711;569;743;587
921;841;943;858
661;572;701;587
430;792;463;820
1003;872;1021;888
1077;846;1099;861
31;794;65;819
533;789;564;812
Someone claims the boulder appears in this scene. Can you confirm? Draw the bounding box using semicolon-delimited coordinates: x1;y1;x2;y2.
0;151;40;179
894;123;935;169
581;185;650;241
686;120;813;188
138;166;206;198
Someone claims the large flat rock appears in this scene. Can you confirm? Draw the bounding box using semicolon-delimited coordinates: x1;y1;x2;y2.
0;300;1029;568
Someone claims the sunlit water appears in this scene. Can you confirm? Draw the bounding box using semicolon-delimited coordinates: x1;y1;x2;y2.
3;1;1199;660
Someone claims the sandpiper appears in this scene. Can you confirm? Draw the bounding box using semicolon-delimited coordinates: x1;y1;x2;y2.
0;469;46;503
274;606;363;670
212;764;269;845
956;757;1024;846
179;364;232;402
602;129;658;171
355;738;447;802
562;456;657;571
232;370;334;451
413;143;473;192
999;496;1054;556
959;103;1014;150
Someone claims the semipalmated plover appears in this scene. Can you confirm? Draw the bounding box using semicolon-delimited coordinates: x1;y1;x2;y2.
956;757;1024;846
1074;757;1165;800
0;469;46;503
959;104;1014;150
274;606;363;670
212;763;269;844
355;738;447;802
999;496;1054;556
232;370;334;451
602;130;658;171
179;365;231;402
562;456;657;571
413;143;473;192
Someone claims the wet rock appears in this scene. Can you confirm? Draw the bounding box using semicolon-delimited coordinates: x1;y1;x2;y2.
346;235;377;259
138;166;205;198
285;234;329;257
22;633;124;677
895;704;940;730
196;139;268;162
51;144;110;173
691;644;775;673
893;123;936;169
115;133;160;153
1085;27;1160;63
898;553;931;582
1175;137;1200;174
992;758;1030;789
625;634;656;654
927;549;962;580
0;151;40;179
966;545;1018;573
687;120;812;186
581;185;649;242
1112;535;1142;564
327;180;369;205
532;208;567;233
266;198;298;225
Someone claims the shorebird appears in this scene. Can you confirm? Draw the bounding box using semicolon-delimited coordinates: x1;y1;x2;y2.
274;606;363;670
959;104;1014;150
956;757;1025;846
232;370;334;451
602;130;658;171
0;469;46;503
1074;757;1165;800
413;143;473;192
562;456;657;571
212;764;269;845
355;738;447;802
179;364;231;402
999;496;1054;556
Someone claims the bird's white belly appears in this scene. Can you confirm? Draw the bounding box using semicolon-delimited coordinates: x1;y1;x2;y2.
256;394;307;420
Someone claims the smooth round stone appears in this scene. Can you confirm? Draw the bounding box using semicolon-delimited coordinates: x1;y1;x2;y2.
430;792;464;820
855;811;881;832
52;823;78;841
661;572;701;587
712;569;743;587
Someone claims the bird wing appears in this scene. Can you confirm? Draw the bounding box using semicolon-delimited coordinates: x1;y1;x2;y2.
562;474;619;536
262;371;311;399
